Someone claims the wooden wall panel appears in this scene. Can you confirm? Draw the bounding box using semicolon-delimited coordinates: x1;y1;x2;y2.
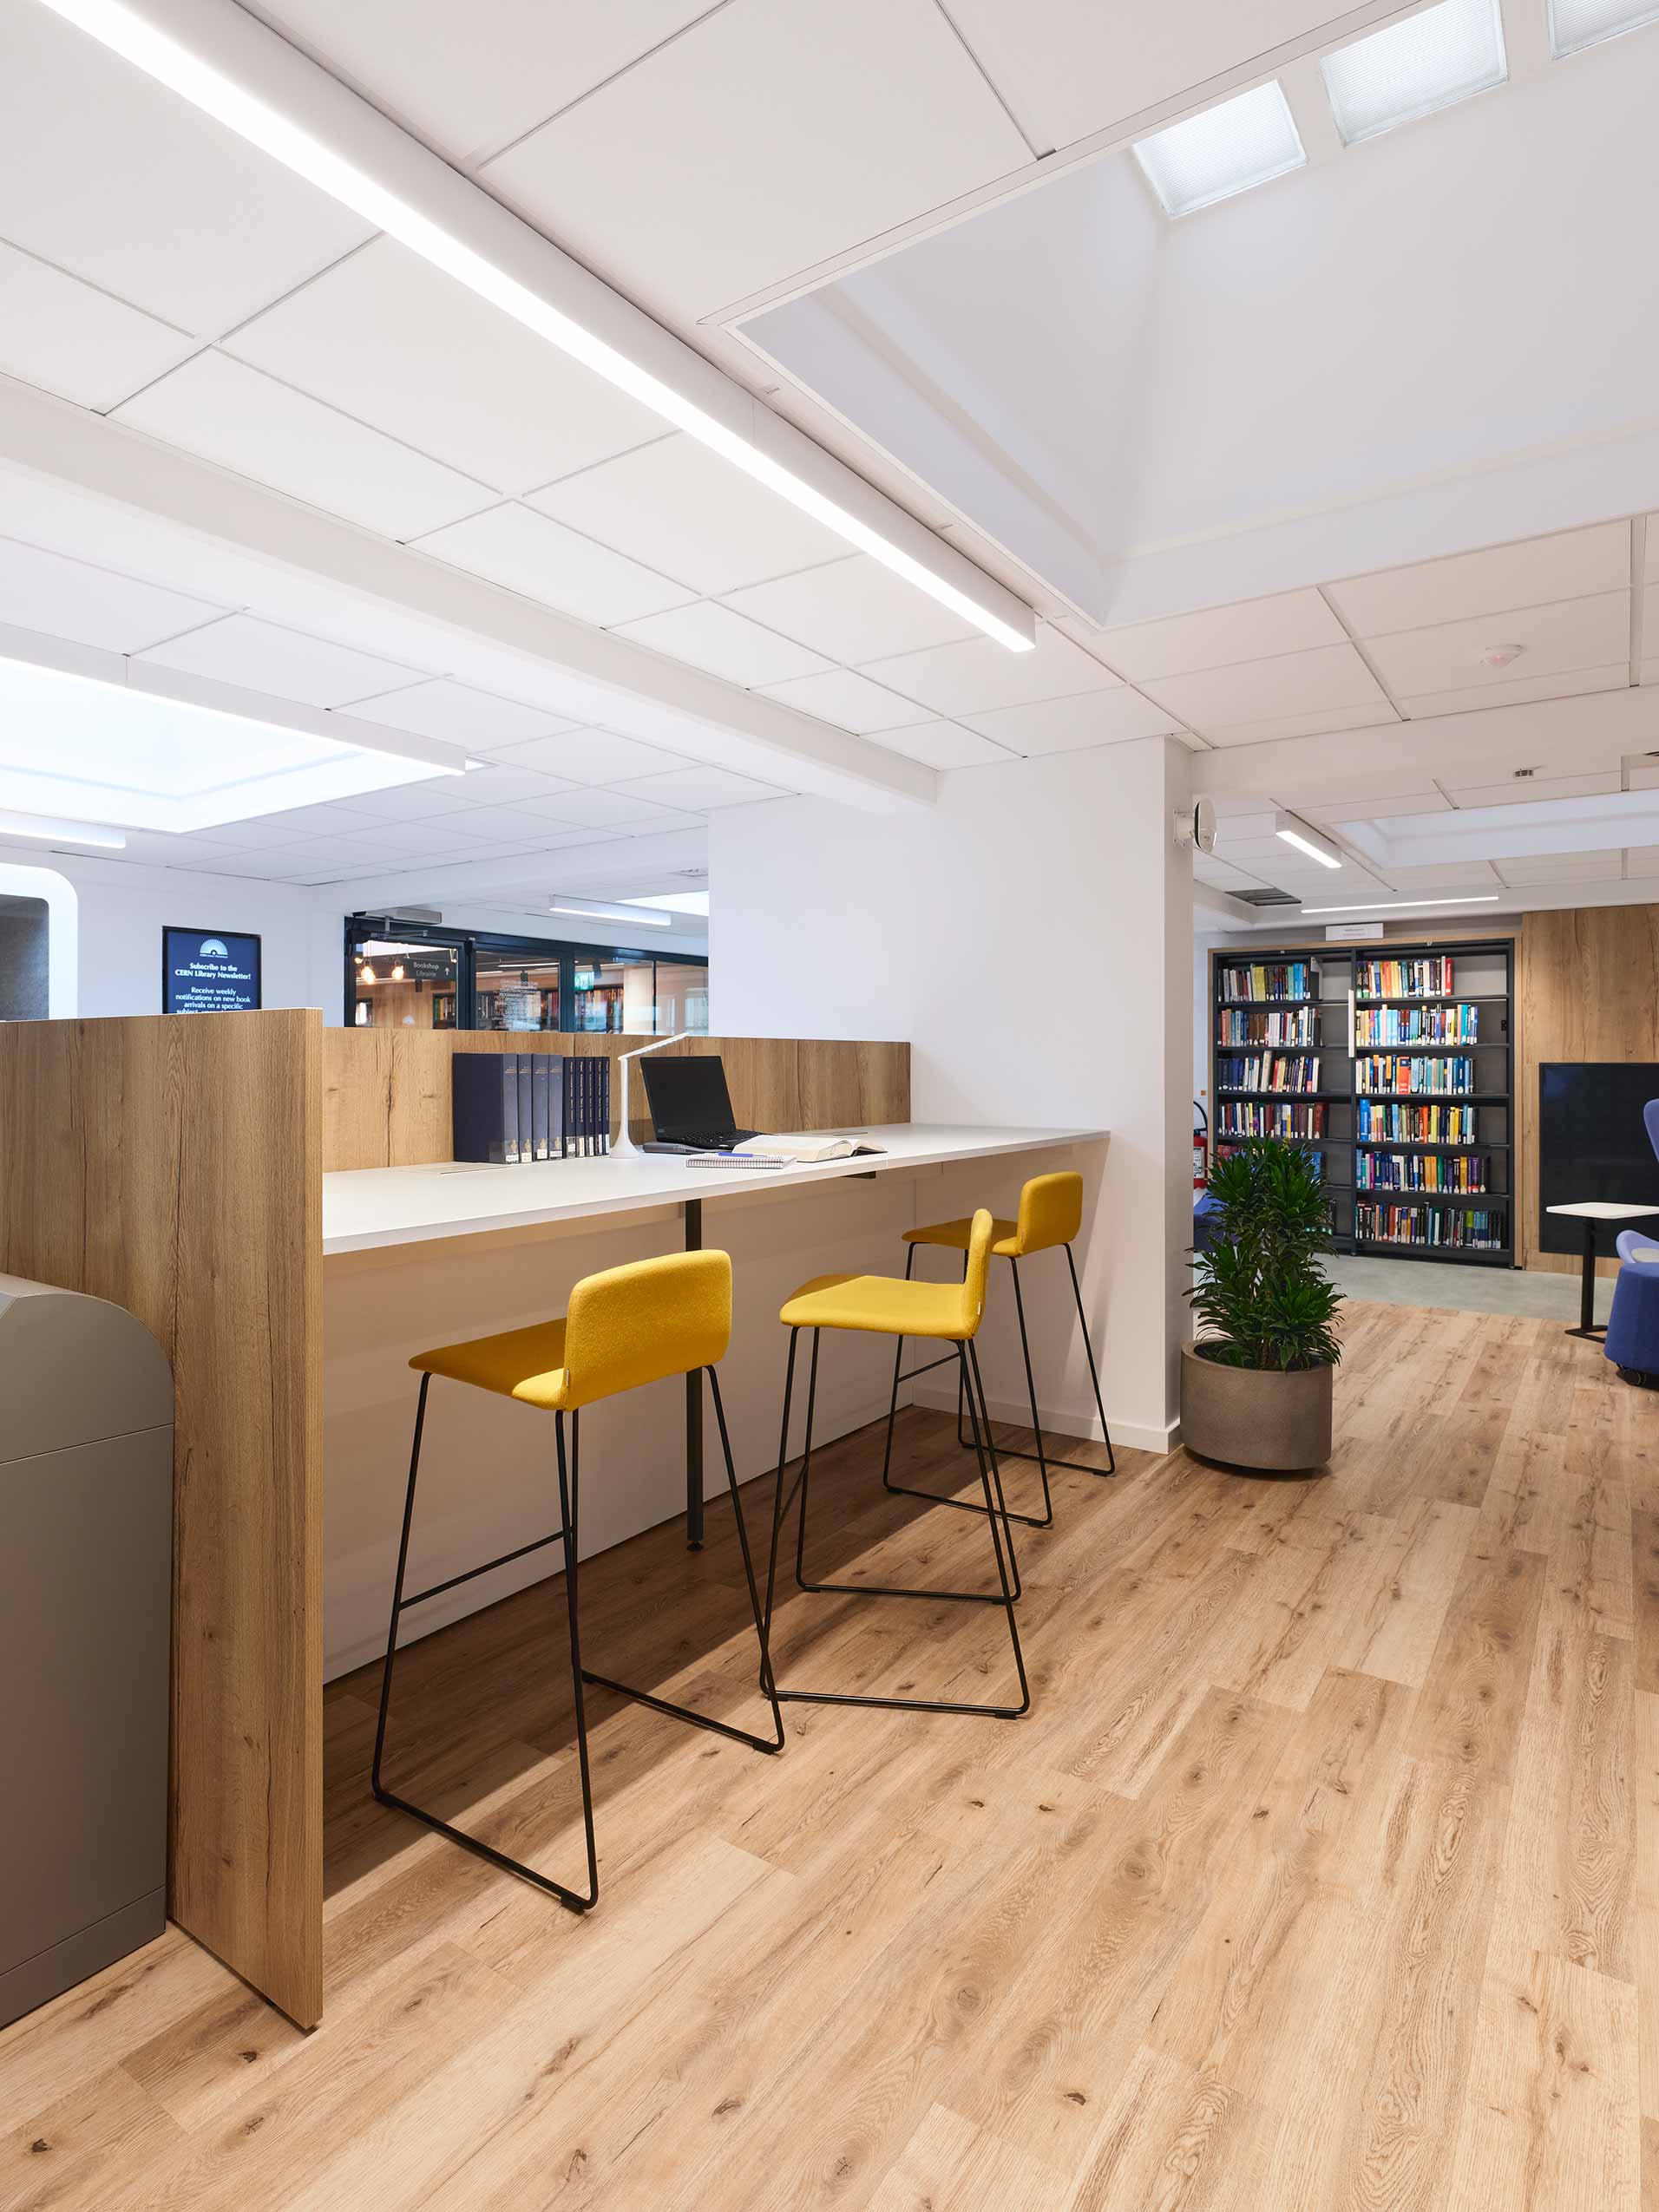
322;1032;909;1170
0;1011;322;2025
1518;906;1659;1275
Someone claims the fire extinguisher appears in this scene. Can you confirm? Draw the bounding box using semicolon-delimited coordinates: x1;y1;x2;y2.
1193;1100;1209;1190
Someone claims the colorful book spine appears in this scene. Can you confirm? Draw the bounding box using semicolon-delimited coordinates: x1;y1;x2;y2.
1217;1054;1321;1095
1355;954;1454;999
1355;1151;1490;1193
1355;1054;1476;1096
1216;1006;1316;1045
1354;1003;1479;1045
1217;959;1317;1004
1216;1102;1328;1138
1354;1100;1478;1142
1355;1201;1504;1250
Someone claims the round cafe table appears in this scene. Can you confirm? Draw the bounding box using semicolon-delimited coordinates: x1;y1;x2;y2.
1546;1201;1659;1339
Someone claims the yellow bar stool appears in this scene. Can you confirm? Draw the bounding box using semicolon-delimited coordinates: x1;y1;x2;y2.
762;1208;1030;1720
371;1249;783;1915
886;1170;1114;1531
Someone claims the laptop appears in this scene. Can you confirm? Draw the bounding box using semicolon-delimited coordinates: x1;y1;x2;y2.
640;1054;759;1154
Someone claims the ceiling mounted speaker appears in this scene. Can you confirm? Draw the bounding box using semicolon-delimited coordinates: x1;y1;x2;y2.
1175;798;1217;854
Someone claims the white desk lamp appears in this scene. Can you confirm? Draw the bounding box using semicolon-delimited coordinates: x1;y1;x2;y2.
609;1031;694;1158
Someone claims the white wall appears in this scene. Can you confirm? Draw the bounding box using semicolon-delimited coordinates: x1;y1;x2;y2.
711;736;1194;1448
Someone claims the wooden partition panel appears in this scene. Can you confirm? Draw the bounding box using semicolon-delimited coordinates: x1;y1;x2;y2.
0;1011;322;2026
1518;905;1659;1273
321;1031;909;1171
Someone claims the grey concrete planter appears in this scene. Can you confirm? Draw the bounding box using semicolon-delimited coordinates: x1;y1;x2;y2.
1179;1340;1334;1473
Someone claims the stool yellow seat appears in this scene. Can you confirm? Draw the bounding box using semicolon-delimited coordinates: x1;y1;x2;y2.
761;1209;1028;1722
891;1170;1112;1534
377;1248;781;1917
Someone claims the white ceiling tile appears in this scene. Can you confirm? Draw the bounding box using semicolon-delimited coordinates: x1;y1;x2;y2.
1193;855;1272;891
1092;589;1345;683
1363;592;1631;698
941;0;1358;154
535;789;698;830
412;504;695;626
1328;523;1633;638
874;721;1013;769
1495;850;1623;885
226;239;664;496
1199;701;1401;747
1642;658;1659;688
861;625;1120;717
961;687;1180;754
1625;845;1659;874
252;0;712;166
448;764;581;808
1318;790;1452;821
347;679;575;747
1395;664;1629;720
0;8;371;336
752;668;926;734
1132;644;1391;736
609;602;831;686
489;729;693;785
1641;586;1659;656
722;555;977;663
482;0;1029;324
349;817;512;858
137;615;425;710
334;782;469;824
1373;861;1505;889
1444;770;1625;808
415;803;574;841
0;536;226;654
114;353;492;541
1646;525;1659;584
529;435;845;595
613;765;790;809
0;238;196;411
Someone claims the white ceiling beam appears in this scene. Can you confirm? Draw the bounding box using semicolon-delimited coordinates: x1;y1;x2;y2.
36;0;1033;656
1193;685;1659;803
0;374;935;813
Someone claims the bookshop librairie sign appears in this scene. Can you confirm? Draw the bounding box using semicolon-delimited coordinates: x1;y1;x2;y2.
162;926;263;1015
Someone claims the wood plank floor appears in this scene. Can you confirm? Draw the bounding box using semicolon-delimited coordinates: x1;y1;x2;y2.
4;1298;1656;2209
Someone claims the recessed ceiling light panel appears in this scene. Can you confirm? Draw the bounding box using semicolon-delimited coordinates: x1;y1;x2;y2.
1132;82;1307;218
1551;0;1659;54
1321;0;1506;145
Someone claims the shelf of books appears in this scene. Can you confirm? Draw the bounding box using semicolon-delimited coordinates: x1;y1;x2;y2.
1210;939;1513;1266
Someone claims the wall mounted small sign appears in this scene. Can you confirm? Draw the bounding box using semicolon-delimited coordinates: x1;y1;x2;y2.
162;926;263;1014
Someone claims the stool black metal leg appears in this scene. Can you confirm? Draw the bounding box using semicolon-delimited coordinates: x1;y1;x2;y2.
764;1330;1030;1718
582;1371;784;1756
556;1412;600;1908
370;1379;597;1914
791;1309;1013;1610
957;1245;1117;1483
792;1330;823;1593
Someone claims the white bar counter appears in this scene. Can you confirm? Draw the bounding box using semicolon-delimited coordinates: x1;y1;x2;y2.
323;1123;1108;1255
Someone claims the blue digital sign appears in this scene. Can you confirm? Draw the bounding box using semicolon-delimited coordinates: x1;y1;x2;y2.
162;927;263;1014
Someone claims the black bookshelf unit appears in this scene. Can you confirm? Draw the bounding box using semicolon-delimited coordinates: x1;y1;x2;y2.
1210;939;1515;1267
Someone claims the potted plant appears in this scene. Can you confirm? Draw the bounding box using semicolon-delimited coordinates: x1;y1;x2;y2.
1181;1139;1342;1471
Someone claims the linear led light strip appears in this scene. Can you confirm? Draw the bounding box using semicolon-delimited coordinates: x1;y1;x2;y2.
36;0;1034;656
1299;894;1500;913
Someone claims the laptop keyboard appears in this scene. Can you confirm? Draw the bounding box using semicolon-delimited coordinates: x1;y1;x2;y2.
669;1128;760;1152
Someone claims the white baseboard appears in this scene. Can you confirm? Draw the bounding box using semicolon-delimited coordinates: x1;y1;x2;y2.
910;1383;1178;1461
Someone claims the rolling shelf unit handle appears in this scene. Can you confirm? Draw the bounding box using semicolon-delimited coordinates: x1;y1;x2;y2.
1347;985;1355;1056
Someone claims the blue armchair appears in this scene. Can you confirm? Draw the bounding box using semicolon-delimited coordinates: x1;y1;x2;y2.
1605;1101;1659;1384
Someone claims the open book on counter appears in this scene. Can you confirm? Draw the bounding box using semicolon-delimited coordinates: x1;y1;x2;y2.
685;1132;888;1167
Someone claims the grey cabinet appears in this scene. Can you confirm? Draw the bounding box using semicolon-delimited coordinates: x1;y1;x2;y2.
0;1274;172;2029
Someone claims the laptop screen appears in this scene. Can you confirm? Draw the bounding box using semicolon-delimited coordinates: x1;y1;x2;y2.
641;1053;738;1141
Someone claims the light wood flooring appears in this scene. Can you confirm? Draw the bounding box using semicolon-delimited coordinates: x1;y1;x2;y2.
5;1297;1657;2209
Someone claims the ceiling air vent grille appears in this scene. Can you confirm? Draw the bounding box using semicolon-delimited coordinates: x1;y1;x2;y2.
1233;887;1302;906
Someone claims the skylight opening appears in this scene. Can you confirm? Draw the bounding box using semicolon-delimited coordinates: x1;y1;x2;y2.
1131;82;1306;218
1551;0;1659;56
1321;0;1507;146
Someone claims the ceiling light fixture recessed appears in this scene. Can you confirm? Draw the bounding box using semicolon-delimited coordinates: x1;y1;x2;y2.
1275;811;1343;868
1479;644;1525;667
549;897;672;931
1298;893;1501;913
1321;0;1506;145
0;808;127;850
34;0;1034;656
1132;81;1306;217
1550;0;1659;57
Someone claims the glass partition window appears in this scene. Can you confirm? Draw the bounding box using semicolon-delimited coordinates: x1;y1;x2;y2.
351;938;462;1030
654;960;711;1034
473;946;561;1031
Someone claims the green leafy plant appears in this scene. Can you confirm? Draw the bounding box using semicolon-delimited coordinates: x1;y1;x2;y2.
1190;1140;1343;1372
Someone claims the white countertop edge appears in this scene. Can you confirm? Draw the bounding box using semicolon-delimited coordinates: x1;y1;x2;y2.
321;1124;1109;1256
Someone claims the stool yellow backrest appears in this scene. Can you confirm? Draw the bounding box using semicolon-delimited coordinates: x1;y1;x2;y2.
959;1207;995;1336
1013;1171;1084;1257
562;1248;732;1410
